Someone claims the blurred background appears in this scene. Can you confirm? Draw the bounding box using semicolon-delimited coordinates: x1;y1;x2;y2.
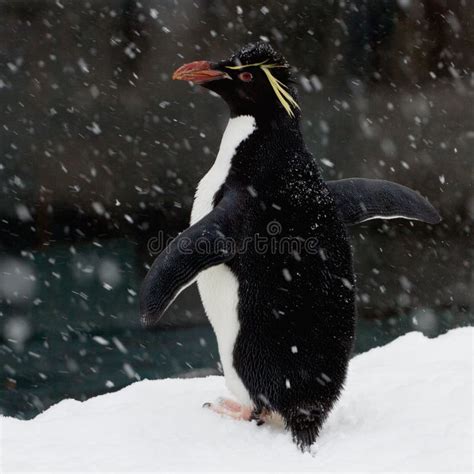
0;0;472;419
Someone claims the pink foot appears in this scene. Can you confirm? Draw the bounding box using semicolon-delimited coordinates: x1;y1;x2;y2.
203;397;253;421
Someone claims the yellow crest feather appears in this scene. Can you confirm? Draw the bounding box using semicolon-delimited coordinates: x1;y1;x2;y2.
261;65;300;118
226;60;300;117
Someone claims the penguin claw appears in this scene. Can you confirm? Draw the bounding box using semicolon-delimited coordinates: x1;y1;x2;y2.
251;407;270;426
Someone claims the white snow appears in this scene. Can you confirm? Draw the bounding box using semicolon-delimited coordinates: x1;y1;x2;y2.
1;328;472;472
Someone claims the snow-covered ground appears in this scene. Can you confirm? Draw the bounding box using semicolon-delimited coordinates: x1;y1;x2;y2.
1;328;472;472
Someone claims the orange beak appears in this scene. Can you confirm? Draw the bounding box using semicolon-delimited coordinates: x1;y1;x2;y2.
172;61;229;84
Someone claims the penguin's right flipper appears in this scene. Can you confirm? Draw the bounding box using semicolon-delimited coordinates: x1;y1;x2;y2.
139;199;236;328
326;178;441;226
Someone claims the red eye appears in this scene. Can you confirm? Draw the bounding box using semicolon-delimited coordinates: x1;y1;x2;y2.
238;72;253;82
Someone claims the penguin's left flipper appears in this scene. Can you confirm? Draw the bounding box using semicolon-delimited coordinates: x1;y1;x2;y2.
326;178;441;226
139;198;236;328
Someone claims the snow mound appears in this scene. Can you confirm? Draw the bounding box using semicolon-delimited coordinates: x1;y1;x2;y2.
1;328;472;472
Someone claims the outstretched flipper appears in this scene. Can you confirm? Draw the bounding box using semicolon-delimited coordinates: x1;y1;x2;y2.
326;178;441;226
140;197;236;327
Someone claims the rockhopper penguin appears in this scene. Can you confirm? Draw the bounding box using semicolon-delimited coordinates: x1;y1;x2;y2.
140;42;441;451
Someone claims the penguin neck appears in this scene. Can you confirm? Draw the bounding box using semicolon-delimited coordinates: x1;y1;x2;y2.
230;106;302;134
224;111;304;152
214;115;258;172
205;113;321;207
221;112;306;178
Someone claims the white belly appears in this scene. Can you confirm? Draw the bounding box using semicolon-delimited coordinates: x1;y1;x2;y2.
197;265;252;405
190;115;256;405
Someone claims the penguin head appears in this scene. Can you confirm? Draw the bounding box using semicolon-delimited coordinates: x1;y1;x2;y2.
173;42;300;119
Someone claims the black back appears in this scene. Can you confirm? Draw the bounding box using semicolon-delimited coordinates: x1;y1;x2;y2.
216;112;355;450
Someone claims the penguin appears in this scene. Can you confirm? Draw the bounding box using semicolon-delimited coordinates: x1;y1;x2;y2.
140;42;441;451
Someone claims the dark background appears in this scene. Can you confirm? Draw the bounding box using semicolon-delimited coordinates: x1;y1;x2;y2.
0;0;472;419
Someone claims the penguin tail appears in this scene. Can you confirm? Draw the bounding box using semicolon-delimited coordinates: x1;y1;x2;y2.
283;406;326;452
